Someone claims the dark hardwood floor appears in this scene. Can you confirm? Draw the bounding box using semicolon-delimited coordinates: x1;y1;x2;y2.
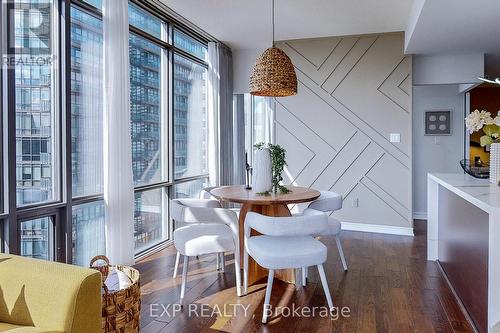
135;220;474;333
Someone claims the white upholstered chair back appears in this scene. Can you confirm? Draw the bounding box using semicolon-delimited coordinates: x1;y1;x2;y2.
199;186;217;199
170;199;238;236
171;198;220;228
306;190;342;212
244;211;327;238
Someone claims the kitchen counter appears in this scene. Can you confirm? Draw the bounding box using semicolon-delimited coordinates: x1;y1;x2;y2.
428;173;500;333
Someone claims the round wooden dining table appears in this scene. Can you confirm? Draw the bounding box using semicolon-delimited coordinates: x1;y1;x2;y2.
210;185;320;285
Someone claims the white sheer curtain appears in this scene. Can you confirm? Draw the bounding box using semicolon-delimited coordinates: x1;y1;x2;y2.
207;42;220;186
102;0;135;265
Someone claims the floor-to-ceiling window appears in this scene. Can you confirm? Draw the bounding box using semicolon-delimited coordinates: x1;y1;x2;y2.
70;1;105;266
129;3;169;253
172;30;209;198
1;0;212;263
7;0;61;260
15;0;58;208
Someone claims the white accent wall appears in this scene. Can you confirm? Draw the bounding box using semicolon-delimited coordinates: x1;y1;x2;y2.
275;33;413;232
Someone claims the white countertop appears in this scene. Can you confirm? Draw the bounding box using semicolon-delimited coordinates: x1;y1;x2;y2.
428;173;500;213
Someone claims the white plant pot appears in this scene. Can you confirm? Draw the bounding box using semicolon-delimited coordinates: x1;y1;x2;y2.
252;148;273;192
490;142;500;184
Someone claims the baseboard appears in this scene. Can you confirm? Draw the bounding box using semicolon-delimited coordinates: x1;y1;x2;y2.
341;221;414;236
413;211;427;220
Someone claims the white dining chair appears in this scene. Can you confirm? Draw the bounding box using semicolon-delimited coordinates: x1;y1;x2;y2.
198;187;226;269
199;186;241;271
307;191;347;271
171;199;242;304
300;191;347;286
243;211;334;323
172;198;223;278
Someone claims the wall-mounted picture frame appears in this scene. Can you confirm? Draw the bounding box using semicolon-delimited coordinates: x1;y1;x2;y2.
424;110;452;135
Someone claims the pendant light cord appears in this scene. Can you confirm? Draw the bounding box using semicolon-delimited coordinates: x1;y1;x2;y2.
272;0;275;47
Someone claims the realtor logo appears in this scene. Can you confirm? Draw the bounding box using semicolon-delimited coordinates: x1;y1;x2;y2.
2;0;54;67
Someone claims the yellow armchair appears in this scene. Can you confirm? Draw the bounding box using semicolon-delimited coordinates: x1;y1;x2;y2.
0;253;101;333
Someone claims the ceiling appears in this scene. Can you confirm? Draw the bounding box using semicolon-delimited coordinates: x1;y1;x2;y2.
405;0;500;54
162;0;413;50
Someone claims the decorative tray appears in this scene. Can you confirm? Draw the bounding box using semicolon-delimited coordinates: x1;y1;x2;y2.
460;159;489;179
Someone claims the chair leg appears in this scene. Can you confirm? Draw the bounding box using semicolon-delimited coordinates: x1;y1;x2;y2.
234;250;242;297
295;268;301;289
216;252;220;270
243;247;249;295
180;256;189;305
221;252;226;273
262;270;274;324
302;267;307;286
335;237;348;271
317;264;334;311
173;251;181;278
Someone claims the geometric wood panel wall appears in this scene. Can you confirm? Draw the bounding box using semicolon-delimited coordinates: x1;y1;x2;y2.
276;33;412;228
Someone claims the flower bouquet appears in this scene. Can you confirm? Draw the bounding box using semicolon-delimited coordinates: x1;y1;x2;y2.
465;110;500;183
465;110;500;146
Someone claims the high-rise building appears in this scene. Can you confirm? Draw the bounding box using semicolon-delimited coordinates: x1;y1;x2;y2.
15;1;53;207
173;33;207;180
71;7;103;197
129;31;163;251
16;1;54;260
70;6;105;266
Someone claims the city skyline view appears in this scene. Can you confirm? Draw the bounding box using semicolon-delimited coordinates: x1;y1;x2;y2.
17;1;209;264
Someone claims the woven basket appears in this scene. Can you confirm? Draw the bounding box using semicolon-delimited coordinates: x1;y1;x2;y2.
90;255;141;333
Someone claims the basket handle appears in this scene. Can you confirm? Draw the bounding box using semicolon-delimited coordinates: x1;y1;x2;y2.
90;255;110;268
102;283;109;295
90;255;111;295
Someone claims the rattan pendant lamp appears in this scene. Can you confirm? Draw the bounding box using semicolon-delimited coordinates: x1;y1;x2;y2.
249;0;297;97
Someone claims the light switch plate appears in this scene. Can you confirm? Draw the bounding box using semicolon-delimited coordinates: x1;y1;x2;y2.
390;133;401;143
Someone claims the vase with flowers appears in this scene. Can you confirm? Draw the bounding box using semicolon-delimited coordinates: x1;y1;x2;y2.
465;109;500;183
253;142;291;194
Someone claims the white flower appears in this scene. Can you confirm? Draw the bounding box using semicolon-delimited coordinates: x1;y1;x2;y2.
494;114;500;126
465;110;493;134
